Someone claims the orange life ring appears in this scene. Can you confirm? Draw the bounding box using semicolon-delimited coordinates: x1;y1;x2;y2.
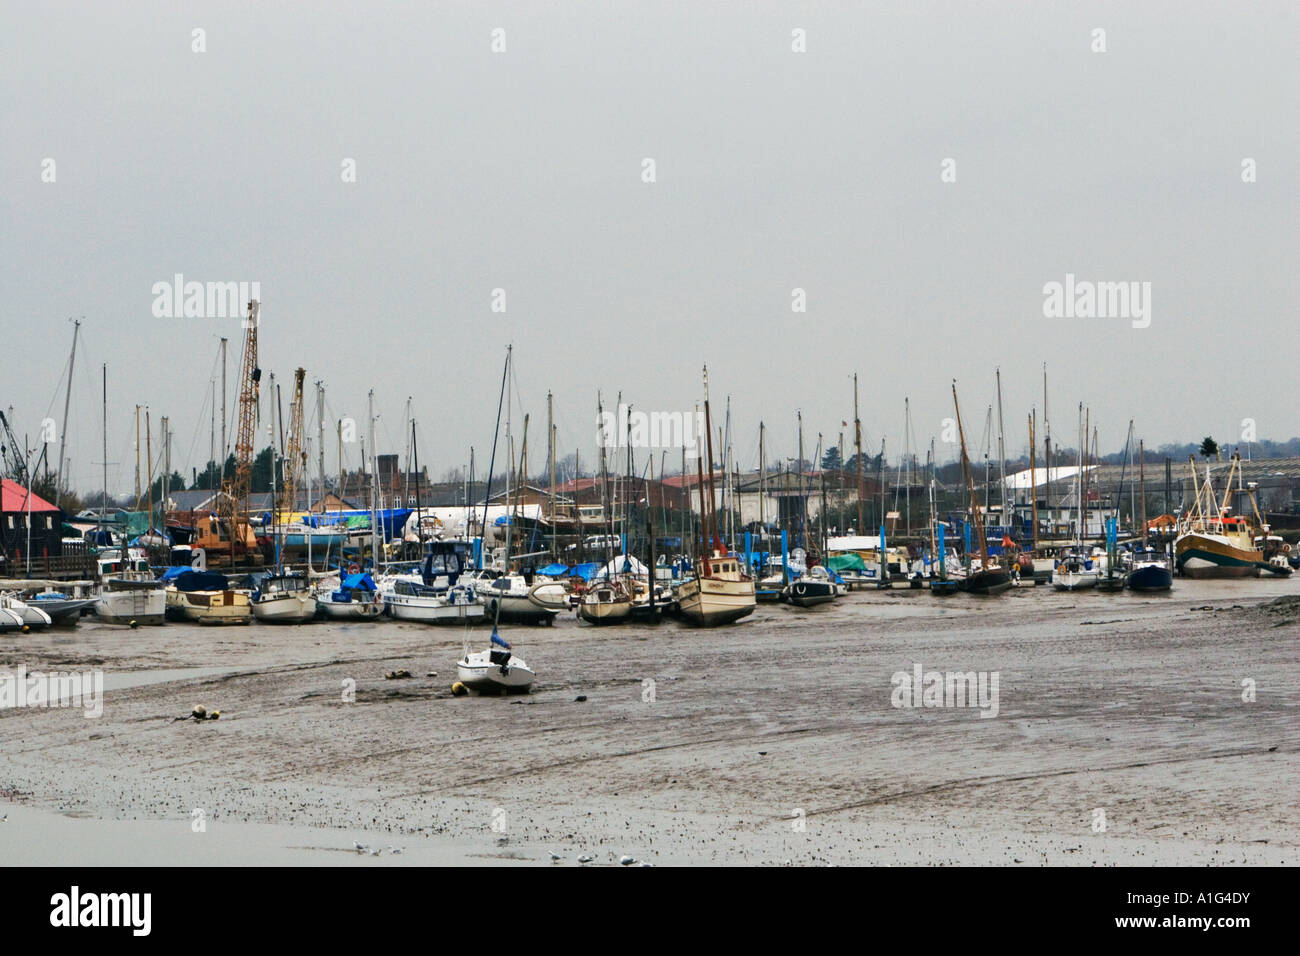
348;563;361;575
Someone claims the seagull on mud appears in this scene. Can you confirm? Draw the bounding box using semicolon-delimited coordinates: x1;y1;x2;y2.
354;841;369;853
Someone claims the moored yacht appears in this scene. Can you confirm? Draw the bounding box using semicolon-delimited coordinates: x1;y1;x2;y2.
251;572;318;623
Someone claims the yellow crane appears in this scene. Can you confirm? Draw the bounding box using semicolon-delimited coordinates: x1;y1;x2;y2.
279;368;307;514
202;300;261;563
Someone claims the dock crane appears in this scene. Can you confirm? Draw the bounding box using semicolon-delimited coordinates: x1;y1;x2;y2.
0;410;30;486
205;300;262;563
279;368;307;514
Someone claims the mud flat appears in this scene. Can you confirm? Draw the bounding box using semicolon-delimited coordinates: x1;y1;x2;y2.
2;578;1296;866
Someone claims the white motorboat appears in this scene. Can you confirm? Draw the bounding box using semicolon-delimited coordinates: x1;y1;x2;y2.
95;550;167;625
456;628;535;695
252;572;318;623
0;593;53;629
383;578;485;624
480;573;561;625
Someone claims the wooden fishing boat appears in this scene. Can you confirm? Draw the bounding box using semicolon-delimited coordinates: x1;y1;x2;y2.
1174;456;1272;578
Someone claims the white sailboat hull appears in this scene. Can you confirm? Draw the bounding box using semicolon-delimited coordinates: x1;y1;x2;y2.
252;593;318;623
457;649;534;694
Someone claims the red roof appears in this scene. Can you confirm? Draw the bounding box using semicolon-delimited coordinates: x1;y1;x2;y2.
0;479;60;513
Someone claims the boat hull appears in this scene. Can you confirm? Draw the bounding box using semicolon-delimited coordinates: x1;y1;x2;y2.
385;592;486;624
27;598;97;624
96;589;167;625
252;594;318;623
165;588;251;625
1175;533;1262;579
1127;564;1173;592
782;580;836;607
577;594;633;624
317;598;383;619
484;593;559;625
676;576;757;626
457;651;534;694
960;569;1014;596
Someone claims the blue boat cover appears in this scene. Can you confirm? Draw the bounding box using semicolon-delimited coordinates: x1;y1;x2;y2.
172;570;229;591
341;572;376;591
158;566;194;582
536;562;569;577
567;562;602;582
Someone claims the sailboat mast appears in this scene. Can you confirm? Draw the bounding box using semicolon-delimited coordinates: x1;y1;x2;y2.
854;373;863;533
1042;365;1051;532
101;364;107;518
547;391;555;559
952;382;989;567
367;389;378;566
904;398;912;537
1139;439;1147;546
54;318;80;507
797;411;805;551
220;336;227;487
758;422;765;544
1029;411;1037;551
995;368;1007;536
702;367;719;552
145;408;153;537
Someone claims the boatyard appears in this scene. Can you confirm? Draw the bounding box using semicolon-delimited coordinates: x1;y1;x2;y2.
1;577;1295;866
4;1;1297;904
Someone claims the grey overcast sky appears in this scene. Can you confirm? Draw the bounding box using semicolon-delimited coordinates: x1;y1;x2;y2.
2;1;1297;497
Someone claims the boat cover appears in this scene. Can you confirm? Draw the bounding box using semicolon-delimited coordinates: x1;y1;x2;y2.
172;570;229;591
826;553;867;573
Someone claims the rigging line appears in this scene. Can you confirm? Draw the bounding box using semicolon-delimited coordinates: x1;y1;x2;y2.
181;378;213;480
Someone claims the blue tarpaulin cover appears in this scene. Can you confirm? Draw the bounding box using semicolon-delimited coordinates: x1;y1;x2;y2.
567;562;601;582
536;562;569;577
341;572;376;591
172;570;229;591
